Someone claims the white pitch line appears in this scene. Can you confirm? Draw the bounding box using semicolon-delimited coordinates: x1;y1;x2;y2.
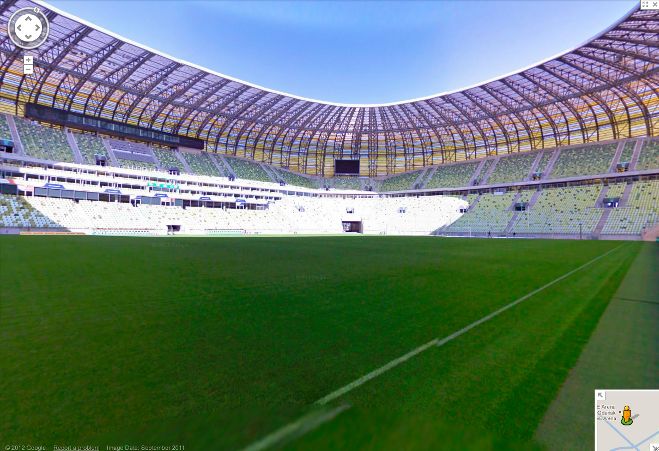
243;404;350;451
244;243;625;450
316;243;625;406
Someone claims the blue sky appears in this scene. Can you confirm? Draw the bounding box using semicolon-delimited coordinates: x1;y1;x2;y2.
48;0;636;104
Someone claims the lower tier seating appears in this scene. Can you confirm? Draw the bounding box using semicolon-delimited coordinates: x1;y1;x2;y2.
602;180;659;235
0;194;466;236
510;185;603;235
445;191;516;233
0;193;60;228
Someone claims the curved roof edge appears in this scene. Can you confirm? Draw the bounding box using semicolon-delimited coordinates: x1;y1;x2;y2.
34;0;640;108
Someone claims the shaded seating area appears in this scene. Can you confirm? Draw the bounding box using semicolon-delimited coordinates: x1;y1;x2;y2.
487;152;536;184
379;170;422;191
182;152;223;177
225;156;271;182
14;118;75;162
74;133;109;165
425;161;479;189
635;140;659;171
549;144;617;178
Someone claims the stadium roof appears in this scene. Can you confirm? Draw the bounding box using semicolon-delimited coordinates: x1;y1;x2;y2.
0;0;657;176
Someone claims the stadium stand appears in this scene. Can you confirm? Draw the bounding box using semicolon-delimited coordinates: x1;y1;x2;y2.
274;168;318;188
74;133;109;165
117;159;158;171
635;140;659;171
487;152;537;184
0;193;60;228
225;156;271;182
4;192;465;236
510;185;603;235
0;115;11;141
14;118;75;162
535;151;553;176
107;139;159;171
153;148;182;171
444;191;516;234
330;177;362;190
379;170;422;191
425;161;479;189
619;142;634;164
473;159;495;185
549;144;617;178
602;180;659;235
182;152;223;177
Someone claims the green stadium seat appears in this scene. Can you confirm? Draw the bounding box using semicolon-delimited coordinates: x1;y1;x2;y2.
549;144;617;178
635;140;659;171
426;162;479;189
225;157;271;182
15;118;75;162
331;177;362;190
379;170;422;191
74;133;109;165
153;148;182;171
274;168;317;188
487;153;536;184
182;152;223;177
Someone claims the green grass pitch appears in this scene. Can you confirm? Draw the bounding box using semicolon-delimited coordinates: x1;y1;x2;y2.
0;236;648;449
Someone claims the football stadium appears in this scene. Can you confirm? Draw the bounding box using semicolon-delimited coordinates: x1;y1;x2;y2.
0;0;657;450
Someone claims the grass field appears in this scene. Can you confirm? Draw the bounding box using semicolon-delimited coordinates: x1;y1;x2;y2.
0;236;650;450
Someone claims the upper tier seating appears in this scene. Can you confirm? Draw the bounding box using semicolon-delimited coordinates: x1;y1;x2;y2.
0;193;60;228
511;185;603;235
275;168;317;189
0;115;11;140
602;180;659;235
619;141;634;163
635;140;659;171
535;151;553;175
487;152;537;184
74;133;109;165
225;157;271;182
425;161;479;189
153;148;182;171
473;159;495;185
107;138;151;154
331;177;361;190
549;144;617;178
107;138;158;171
445;191;516;233
379;170;422;192
14;118;74;162
183;152;223;177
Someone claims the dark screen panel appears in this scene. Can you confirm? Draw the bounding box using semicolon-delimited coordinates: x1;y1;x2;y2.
25;103;204;150
335;159;360;174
